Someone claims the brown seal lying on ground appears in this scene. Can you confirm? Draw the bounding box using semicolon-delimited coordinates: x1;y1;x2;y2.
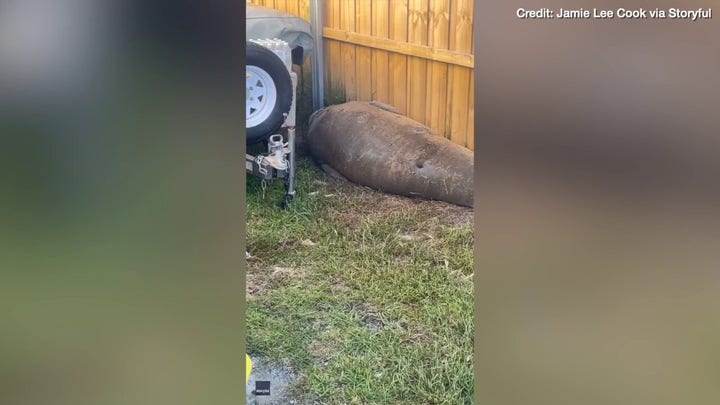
306;101;474;208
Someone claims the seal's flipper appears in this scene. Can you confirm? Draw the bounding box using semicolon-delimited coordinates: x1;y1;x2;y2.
320;163;348;181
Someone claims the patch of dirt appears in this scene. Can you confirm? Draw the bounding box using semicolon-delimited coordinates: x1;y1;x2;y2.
246;265;307;300
346;302;385;332
398;233;416;241
345;302;432;344
394;255;411;265
306;340;337;366
329;277;350;295
403;326;433;344
246;271;270;299
269;265;307;281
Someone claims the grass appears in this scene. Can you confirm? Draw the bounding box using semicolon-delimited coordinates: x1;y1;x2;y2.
246;159;474;404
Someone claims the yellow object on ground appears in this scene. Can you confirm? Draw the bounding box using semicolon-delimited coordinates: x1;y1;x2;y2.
246;354;253;385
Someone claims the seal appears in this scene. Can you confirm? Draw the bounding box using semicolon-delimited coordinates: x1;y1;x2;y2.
306;101;474;208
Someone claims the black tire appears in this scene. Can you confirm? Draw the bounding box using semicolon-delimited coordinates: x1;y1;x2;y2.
246;42;293;145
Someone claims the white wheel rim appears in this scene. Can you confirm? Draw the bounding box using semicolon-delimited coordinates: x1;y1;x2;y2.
246;65;277;128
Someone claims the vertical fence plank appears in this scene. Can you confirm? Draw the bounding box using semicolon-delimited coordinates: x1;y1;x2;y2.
407;0;429;124
388;0;408;115
447;0;472;145
298;0;310;20
426;0;450;137
467;72;474;150
287;0;299;17
340;0;357;101
275;0;288;13
298;0;312;91
448;66;472;145
449;0;472;52
371;0;390;104
355;1;373;101
295;0;312;85
326;0;344;102
324;0;334;102
448;66;471;147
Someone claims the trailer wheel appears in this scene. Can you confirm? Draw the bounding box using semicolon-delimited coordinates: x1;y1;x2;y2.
246;42;293;144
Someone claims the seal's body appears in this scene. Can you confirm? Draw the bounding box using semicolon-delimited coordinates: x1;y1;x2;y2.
307;101;473;208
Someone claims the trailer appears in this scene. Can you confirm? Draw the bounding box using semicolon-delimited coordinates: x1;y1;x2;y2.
245;39;298;208
246;4;313;208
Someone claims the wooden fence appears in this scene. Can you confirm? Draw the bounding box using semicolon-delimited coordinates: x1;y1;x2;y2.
247;0;474;150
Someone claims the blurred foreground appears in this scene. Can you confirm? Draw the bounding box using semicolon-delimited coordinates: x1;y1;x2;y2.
476;1;720;404
1;1;246;404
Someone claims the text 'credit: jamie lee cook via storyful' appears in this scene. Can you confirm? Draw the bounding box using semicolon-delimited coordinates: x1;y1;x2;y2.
517;7;712;21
